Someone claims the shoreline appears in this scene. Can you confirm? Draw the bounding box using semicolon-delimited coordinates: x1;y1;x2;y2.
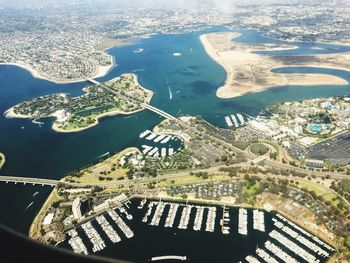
0;37;134;84
199;32;350;99
5;73;154;133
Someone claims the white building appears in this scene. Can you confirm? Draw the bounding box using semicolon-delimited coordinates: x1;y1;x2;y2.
72;197;83;220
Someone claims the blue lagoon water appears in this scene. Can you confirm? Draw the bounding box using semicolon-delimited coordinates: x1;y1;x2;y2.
0;27;349;235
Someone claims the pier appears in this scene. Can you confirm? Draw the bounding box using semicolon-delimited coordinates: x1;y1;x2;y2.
108;210;134;238
151;255;187;261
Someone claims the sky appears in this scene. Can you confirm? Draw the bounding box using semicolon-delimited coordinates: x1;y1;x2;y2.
0;0;332;10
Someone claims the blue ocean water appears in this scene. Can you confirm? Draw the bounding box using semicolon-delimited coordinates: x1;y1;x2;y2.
0;27;349;234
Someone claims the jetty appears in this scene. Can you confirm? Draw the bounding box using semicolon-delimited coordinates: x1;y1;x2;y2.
205;206;216;232
151;255;187;261
164;203;179;228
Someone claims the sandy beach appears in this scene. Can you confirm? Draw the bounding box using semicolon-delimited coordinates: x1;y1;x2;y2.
200;32;350;99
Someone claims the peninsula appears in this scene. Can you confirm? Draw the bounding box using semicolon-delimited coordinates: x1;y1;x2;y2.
4;73;153;133
200;32;350;99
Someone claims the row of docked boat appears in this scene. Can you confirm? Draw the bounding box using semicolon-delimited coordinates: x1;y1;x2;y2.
265;240;299;263
224;113;249;128
276;213;334;253
139;130;176;144
150;202;166;226
142;201;217;232
253;210;265;232
269;230;320;263
141;145;175;157
108;210;134;239
221;206;230;234
164;203;180;228
96;215;121;243
81;221;106;253
193;206;205;231
273;217;329;257
238;208;248;235
67;229;88;255
178;205;192;230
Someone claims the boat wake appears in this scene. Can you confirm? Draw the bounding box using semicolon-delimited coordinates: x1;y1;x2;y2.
25;202;34;211
168;86;173;100
97;152;110;159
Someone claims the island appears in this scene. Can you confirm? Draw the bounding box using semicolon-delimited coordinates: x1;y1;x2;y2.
200;32;350;99
4;73;153;133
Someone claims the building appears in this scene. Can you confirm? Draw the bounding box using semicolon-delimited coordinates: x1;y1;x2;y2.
72;197;83;220
305;159;324;169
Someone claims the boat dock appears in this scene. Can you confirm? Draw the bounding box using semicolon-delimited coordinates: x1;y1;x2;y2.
245;255;261;263
224;113;250;128
108;210;134;238
193;206;205;231
178;205;192;229
96;215;121;243
205;206;216;232
253;210;265;232
138;198;147;209
221;206;230;234
81;221;106;253
139;130;151;138
67;229;88;255
264;240;299;263
238;208;248;235
164;203;179;228
256;248;279;263
269;230;319;263
272;217;329;257
142;202;155;222
150;202;166;226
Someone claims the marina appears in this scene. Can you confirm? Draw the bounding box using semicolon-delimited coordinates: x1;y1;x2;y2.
60;199;334;262
224;113;251;128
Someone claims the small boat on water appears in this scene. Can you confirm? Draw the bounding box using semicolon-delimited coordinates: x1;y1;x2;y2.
97;152;110;159
133;48;144;53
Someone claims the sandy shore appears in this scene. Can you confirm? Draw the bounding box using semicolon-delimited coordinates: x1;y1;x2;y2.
4;107;31;119
200;32;350;99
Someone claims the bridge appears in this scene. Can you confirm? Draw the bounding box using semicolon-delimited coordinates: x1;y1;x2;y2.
0;176;60;187
86;78;177;121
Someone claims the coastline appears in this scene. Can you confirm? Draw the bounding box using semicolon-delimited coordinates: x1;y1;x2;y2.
0;37;133;84
5;73;154;133
199;32;350;99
